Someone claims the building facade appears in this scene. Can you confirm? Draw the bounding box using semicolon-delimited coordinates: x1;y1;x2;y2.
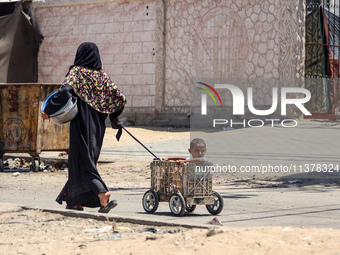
31;0;306;125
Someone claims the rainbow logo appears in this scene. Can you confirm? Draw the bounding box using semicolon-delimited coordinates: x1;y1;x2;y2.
196;82;223;106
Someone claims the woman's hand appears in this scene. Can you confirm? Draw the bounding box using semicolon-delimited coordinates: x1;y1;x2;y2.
42;112;50;120
111;117;122;129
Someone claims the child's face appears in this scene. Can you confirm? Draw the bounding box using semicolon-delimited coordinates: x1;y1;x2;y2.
189;143;207;158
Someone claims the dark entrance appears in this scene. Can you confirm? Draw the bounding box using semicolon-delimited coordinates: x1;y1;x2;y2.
305;0;340;119
0;2;43;83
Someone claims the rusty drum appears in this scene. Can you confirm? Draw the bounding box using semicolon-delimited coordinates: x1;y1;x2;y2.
0;84;70;171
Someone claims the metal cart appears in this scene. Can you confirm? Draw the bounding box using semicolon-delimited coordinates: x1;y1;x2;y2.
0;84;70;171
142;160;224;216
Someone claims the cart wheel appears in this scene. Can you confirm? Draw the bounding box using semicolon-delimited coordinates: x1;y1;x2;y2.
186;204;196;213
30;159;40;172
142;190;159;213
169;193;186;216
206;191;224;215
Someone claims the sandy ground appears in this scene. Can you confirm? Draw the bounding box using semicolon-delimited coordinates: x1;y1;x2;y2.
2;208;340;255
102;126;190;149
1;127;340;254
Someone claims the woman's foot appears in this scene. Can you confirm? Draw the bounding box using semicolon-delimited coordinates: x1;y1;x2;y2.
98;192;110;207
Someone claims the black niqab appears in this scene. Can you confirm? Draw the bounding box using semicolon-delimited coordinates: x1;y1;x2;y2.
70;42;102;70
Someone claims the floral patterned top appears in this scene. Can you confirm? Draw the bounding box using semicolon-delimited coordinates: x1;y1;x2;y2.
63;66;126;114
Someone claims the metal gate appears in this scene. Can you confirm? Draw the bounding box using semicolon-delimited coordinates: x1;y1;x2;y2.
305;0;340;119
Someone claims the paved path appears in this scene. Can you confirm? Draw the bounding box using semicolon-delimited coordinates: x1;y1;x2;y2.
1;120;340;229
1;183;340;229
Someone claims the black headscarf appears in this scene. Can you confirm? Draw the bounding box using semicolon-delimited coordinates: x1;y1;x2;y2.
69;42;102;70
45;42;102;115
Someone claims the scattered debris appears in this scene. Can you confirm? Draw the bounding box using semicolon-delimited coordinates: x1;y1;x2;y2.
58;152;67;157
56;161;68;170
138;227;157;234
3;158;66;172
146;235;158;241
208;217;223;226
165;229;181;234
112;221;117;231
12;172;20;177
78;244;88;249
4;158;23;169
184;236;192;241
206;229;217;237
84;226;112;233
116;226;130;231
111;234;121;239
206;228;224;237
287;180;303;184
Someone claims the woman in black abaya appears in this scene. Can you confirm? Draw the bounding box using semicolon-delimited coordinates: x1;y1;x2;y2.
43;42;126;213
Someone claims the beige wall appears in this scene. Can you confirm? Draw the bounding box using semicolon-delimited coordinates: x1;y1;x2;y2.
33;0;157;124
32;0;305;125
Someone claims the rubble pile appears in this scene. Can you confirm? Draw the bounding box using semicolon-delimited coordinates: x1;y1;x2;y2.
3;158;67;172
4;158;30;169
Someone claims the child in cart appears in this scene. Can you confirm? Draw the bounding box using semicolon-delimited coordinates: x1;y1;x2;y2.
144;138;223;216
162;138;208;164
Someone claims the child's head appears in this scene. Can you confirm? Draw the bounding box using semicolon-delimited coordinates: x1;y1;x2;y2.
189;138;207;158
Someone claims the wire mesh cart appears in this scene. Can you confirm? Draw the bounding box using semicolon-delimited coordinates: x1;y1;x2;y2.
142;160;224;216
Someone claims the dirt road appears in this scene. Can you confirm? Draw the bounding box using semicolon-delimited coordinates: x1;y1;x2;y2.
1;127;340;254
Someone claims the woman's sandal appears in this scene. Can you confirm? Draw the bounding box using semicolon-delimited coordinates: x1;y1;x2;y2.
98;200;118;213
66;205;84;211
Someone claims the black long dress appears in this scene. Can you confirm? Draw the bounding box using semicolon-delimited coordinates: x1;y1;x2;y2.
56;96;109;207
51;42;125;208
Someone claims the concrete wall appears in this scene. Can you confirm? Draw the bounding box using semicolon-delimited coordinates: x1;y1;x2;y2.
32;0;305;125
163;0;305;120
32;0;158;125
